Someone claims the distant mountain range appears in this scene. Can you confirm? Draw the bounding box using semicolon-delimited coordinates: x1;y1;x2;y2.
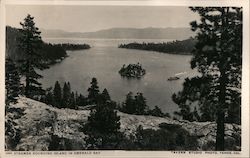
40;27;196;40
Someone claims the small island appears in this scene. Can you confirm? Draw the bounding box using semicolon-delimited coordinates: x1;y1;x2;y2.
119;63;146;79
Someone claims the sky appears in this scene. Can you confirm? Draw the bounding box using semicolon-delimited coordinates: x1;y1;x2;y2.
6;5;200;32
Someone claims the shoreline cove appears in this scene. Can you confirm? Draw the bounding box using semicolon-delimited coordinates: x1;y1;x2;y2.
39;38;197;115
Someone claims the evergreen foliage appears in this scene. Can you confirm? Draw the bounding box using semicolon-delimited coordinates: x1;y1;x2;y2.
118;38;196;54
119;63;146;78
96;88;116;106
134;93;147;115
87;78;100;104
62;82;71;108
5;58;21;105
102;88;111;101
84;101;121;149
52;43;90;50
38;43;67;63
48;134;76;150
120;92;169;117
173;7;242;151
87;102;120;134
70;92;78;109
147;106;165;117
5;59;23;150
6;26;67;64
53;81;62;108
18;14;47;98
134;125;198;150
76;94;87;107
44;87;53;105
192;107;200;122
43;81;87;109
121;92;148;115
121;92;135;114
5;109;24;150
48;134;61;150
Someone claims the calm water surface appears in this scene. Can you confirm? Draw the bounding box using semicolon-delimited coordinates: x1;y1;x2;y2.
39;38;197;114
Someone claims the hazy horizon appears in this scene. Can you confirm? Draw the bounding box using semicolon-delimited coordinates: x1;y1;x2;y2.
39;26;193;34
6;5;200;33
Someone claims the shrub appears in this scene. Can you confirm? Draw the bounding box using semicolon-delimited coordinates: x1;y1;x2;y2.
134;124;198;150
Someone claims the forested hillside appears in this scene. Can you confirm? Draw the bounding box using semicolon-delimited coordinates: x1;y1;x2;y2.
118;38;196;55
6;26;67;64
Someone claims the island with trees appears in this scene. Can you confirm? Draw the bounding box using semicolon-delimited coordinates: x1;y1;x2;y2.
118;38;196;55
119;63;146;79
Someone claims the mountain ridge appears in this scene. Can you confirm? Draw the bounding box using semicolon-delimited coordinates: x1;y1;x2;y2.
41;27;196;40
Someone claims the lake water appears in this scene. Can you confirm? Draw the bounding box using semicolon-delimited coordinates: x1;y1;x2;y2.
40;38;197;115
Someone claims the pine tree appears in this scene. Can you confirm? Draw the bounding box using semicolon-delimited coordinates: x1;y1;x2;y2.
87;102;120;134
70;92;77;109
5;58;21;106
121;92;148;115
226;92;241;123
5;59;23;150
62;82;71;108
96;88;112;104
75;91;79;106
172;80;197;122
77;94;87;106
18;14;47;98
102;88;111;101
173;7;242;150
85;101;121;149
148;106;165;117
199;101;217;122
122;92;135;114
134;92;147;115
87;78;100;104
44;87;53;105
53;81;62;108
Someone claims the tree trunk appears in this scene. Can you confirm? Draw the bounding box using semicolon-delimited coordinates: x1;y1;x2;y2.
25;61;30;97
215;8;229;151
216;66;226;151
216;110;225;150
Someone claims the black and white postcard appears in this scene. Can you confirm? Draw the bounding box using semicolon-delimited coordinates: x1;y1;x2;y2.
0;0;249;157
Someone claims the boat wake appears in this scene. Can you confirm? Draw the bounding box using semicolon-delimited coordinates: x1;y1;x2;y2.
175;71;187;76
168;72;188;81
